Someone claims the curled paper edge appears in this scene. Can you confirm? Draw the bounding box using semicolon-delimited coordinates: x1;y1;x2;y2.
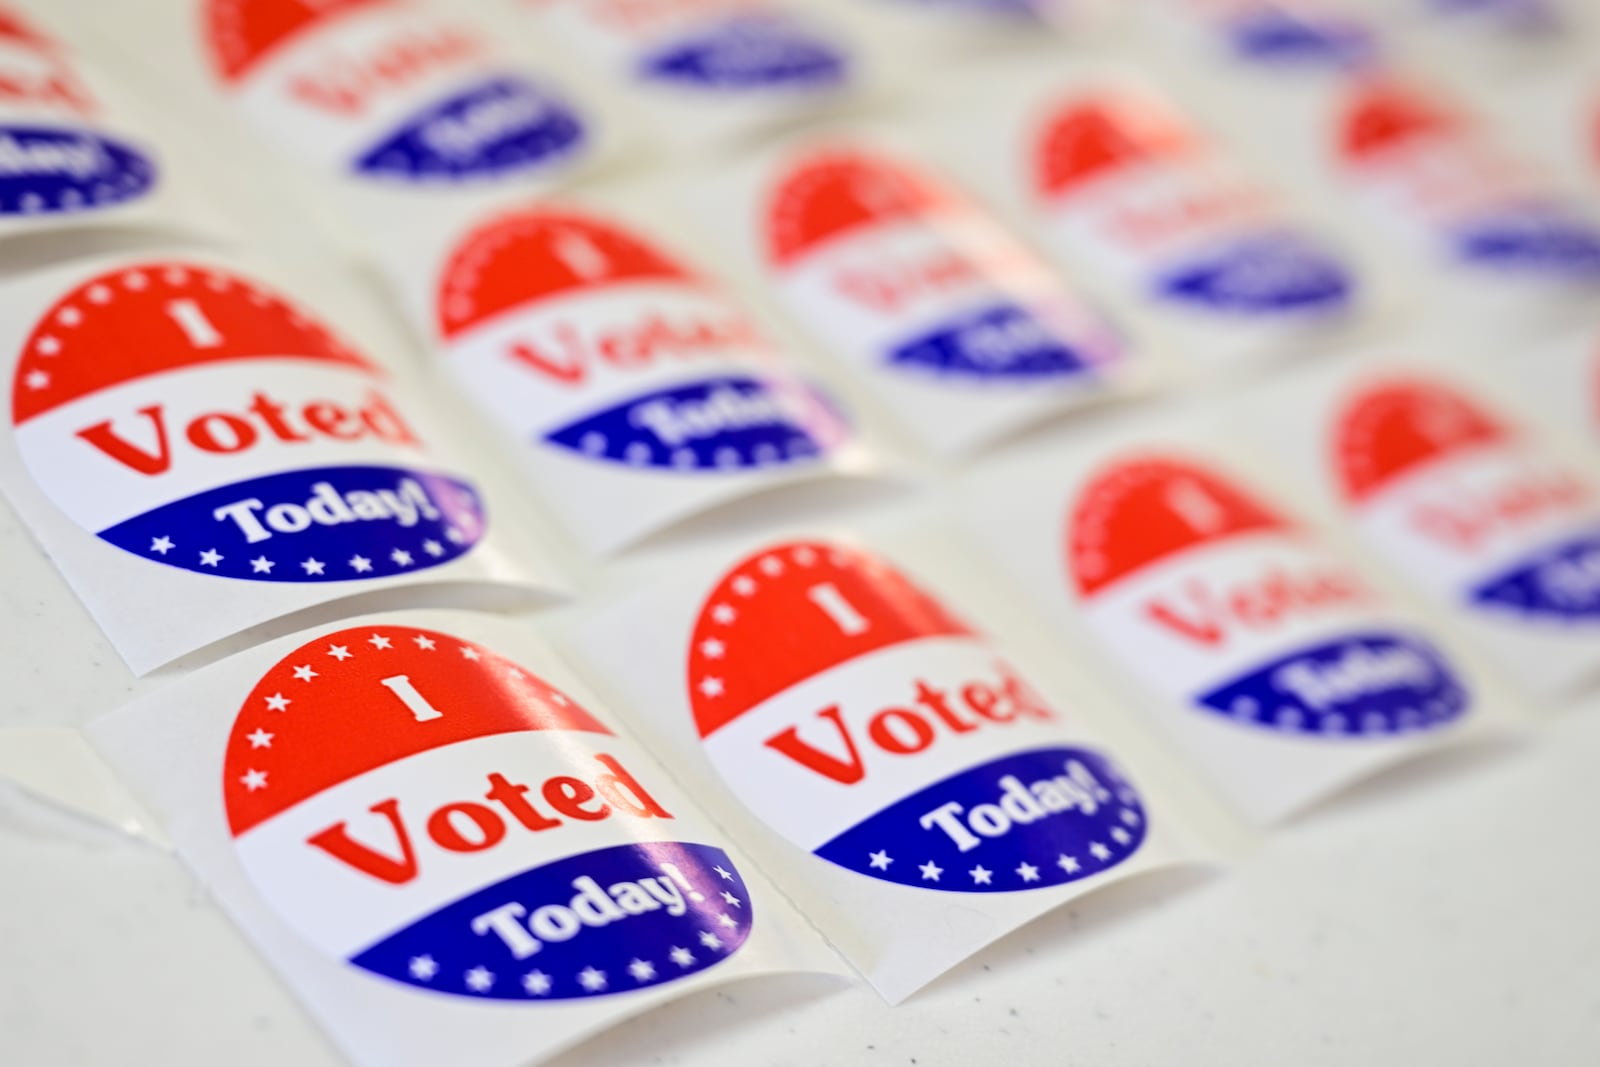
0;727;170;849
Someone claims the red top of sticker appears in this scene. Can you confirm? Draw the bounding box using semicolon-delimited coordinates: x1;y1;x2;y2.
765;148;951;266
11;262;373;425
687;540;973;738
1341;81;1457;161
436;208;693;341
1070;456;1289;596
1334;378;1509;501
224;624;610;836
0;7;53;51
204;0;388;83
1035;93;1192;200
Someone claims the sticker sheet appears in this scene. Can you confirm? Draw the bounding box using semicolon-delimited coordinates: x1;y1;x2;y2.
1241;348;1600;699
510;0;861;150
696;129;1147;457
383;188;881;554
962;418;1499;823
936;63;1369;372
0;251;555;673
568;531;1200;1003
0;2;203;238
88;610;844;1067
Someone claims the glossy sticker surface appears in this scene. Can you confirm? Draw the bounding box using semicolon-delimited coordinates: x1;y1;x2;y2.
0;7;159;219
227;622;752;1001
1335;378;1600;624
689;539;1148;893
11;261;486;583
1070;456;1470;736
203;0;587;183
1032;90;1355;325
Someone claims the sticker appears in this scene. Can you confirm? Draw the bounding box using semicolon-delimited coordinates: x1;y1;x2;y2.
0;6;159;220
204;0;589;184
226;623;749;1000
688;539;1148;894
12;262;484;583
1031;88;1356;329
1338;80;1600;282
433;205;861;551
0;254;544;673
89;612;842;1067
759;144;1128;453
1156;0;1378;70
524;1;854;146
1069;456;1470;738
1424;0;1562;34
1335;378;1600;628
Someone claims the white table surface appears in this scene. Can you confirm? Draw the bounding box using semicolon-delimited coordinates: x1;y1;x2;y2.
6;693;1597;1067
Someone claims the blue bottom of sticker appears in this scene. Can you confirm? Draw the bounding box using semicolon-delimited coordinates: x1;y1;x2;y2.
1455;208;1600;280
355;75;586;182
1153;233;1355;317
1197;632;1471;737
637;16;848;91
350;842;750;1000
1228;10;1376;66
1472;529;1600;620
96;465;485;581
813;746;1146;893
544;374;840;472
887;300;1099;381
0;124;157;216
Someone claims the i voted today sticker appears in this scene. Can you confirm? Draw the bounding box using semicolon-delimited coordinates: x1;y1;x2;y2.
761;143;1127;453
10;260;486;585
1338;79;1600;284
0;5;159;220
202;0;588;184
1162;0;1378;69
1070;455;1471;738
433;204;857;551
689;539;1148;894
1031;86;1356;332
225;622;751;1001
1335;377;1600;631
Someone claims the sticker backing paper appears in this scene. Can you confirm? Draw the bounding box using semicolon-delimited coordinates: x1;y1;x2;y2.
0;252;553;673
88;610;844;1067
569;532;1199;1003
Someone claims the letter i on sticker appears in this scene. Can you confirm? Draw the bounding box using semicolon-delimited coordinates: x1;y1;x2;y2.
690;539;1149;893
0;7;158;216
1069;456;1472;736
225;624;752;999
10;261;488;582
1335;379;1600;623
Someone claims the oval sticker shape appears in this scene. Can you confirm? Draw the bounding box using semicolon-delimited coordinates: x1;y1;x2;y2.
226;623;752;1000
0;124;158;216
637;15;848;91
689;539;1150;892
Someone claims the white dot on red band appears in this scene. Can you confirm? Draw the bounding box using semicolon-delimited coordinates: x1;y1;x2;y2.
163;268;189;285
86;285;112;304
57;307;82;326
122;272;147;290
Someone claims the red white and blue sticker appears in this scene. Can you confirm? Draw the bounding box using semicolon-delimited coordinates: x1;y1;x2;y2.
1334;378;1600;625
1069;456;1470;737
203;0;587;184
1032;90;1355;323
0;7;158;218
10;260;486;583
435;205;851;478
1339;80;1600;282
225;622;751;1001
767;146;1123;387
688;539;1147;893
1168;0;1378;68
632;10;847;94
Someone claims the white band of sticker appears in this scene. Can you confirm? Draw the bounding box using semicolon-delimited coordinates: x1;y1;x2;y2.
87;610;844;1067
0;252;555;673
569;534;1199;1003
